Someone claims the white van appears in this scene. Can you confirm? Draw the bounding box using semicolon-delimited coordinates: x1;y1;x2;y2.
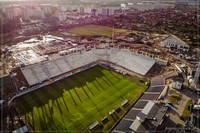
193;104;200;110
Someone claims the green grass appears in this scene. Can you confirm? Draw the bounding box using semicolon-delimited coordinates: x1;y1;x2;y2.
165;89;182;105
181;99;192;121
66;25;127;36
166;97;180;105
169;89;182;97
51;32;71;38
14;65;147;132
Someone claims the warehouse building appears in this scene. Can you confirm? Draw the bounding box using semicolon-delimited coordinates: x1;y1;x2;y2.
160;35;189;52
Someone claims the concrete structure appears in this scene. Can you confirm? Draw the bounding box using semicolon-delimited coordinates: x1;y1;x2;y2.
172;77;184;90
21;48;156;86
12;126;28;133
160;35;189;52
89;121;99;130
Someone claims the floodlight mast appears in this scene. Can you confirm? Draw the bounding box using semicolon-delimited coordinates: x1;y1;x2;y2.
192;61;200;92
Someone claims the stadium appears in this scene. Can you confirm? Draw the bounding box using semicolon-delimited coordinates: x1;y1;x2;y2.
10;47;161;132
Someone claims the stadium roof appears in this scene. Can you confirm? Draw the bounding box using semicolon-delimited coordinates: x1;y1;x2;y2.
141;100;155;115
21;48;156;86
0;74;12;89
161;35;189;47
12;126;28;133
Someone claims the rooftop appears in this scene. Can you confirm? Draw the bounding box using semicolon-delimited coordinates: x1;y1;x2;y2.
161;35;189;47
130;101;167;133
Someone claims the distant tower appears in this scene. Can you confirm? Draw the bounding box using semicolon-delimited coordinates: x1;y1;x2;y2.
91;9;97;16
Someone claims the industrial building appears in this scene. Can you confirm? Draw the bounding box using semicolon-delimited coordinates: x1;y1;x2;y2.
160;35;189;52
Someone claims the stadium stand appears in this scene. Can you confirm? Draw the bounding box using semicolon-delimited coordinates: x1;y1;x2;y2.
32;66;49;81
21;67;39;86
42;61;63;78
21;48;156;86
54;58;70;72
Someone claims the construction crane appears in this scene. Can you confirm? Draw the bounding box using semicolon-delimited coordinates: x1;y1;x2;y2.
112;27;115;47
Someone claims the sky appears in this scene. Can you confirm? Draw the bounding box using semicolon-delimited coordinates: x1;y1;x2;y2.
1;0;63;1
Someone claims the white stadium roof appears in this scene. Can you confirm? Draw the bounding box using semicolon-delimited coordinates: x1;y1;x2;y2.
21;48;156;86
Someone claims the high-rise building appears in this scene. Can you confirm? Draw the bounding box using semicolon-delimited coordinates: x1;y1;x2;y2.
60;5;68;12
57;12;66;21
100;7;115;16
21;7;30;21
121;3;126;8
85;7;92;14
42;4;54;16
5;6;21;20
91;9;98;16
79;7;85;14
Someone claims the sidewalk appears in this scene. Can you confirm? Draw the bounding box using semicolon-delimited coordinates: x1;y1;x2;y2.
166;85;190;126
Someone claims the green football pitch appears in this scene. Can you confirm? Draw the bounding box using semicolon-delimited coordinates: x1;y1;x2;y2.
14;65;147;132
66;25;126;36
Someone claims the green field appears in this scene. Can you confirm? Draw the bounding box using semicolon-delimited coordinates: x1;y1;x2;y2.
14;65;147;132
66;25;126;36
